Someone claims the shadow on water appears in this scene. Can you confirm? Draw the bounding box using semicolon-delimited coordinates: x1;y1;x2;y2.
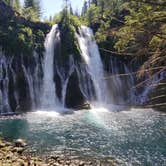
0;118;29;140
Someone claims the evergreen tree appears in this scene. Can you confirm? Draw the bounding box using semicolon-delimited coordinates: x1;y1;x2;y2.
3;0;11;5
91;0;97;6
34;0;41;18
3;0;21;12
88;0;91;7
23;0;41;21
24;0;34;8
13;0;21;12
74;8;79;17
69;4;73;15
81;1;88;16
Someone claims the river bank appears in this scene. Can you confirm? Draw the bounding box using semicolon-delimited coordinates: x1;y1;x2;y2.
0;138;117;166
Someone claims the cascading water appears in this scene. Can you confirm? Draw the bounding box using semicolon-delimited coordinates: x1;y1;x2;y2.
22;63;35;108
41;24;61;109
77;26;110;107
123;64;137;103
109;58;125;104
0;55;11;113
33;52;43;107
76;63;95;102
138;70;166;104
9;58;19;108
0;23;165;113
56;55;75;107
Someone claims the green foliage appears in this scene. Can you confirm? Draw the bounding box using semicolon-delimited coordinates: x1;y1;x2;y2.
52;10;83;63
22;7;40;21
24;0;33;7
114;1;166;60
0;20;46;57
3;0;11;5
85;4;100;26
34;29;45;54
3;0;21;12
1;24;28;55
81;0;126;43
81;0;166;71
53;10;84;27
13;0;21;12
23;0;41;21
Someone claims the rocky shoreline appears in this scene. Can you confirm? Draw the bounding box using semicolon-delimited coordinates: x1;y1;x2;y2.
0;138;117;166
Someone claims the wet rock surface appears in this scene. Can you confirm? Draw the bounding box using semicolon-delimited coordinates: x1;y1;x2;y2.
0;138;118;166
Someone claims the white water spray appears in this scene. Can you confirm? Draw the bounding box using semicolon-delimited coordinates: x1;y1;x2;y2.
77;26;110;106
41;25;61;109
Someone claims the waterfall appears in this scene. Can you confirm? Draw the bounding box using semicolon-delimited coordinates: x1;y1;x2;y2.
22;63;35;108
76;63;95;102
138;71;166;104
56;55;75;107
9;58;19;108
41;24;61;109
0;24;165;113
33;52;42;107
124;65;137;104
0;55;11;113
109;58;125;104
77;26;110;107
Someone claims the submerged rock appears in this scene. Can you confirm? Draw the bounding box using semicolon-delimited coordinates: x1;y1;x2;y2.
0;131;118;166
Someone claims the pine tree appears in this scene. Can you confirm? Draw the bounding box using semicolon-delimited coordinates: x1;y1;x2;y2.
81;1;88;16
69;4;73;15
24;0;34;8
3;0;21;12
13;0;21;12
34;0;41;18
23;0;41;21
3;0;11;5
91;0;97;6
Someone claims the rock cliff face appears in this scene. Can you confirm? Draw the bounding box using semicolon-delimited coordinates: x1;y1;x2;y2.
65;70;85;108
0;0;87;113
0;1;50;113
0;0;50;32
0;0;165;113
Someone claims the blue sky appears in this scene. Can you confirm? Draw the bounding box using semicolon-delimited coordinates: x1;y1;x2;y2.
20;0;84;19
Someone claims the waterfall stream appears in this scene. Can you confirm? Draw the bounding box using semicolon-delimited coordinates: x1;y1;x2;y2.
0;56;11;113
41;25;61;109
56;55;75;107
77;26;110;107
0;25;165;114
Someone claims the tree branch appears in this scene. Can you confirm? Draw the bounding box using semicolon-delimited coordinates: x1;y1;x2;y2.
137;0;166;6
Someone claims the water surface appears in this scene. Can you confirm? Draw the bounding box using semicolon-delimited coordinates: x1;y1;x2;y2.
0;108;165;165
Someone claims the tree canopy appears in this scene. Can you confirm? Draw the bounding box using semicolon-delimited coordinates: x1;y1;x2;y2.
80;0;166;78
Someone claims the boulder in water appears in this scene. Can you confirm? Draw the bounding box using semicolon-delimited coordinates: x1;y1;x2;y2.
75;101;91;110
14;139;27;147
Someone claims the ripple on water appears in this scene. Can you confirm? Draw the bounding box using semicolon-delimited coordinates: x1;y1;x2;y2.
0;108;165;165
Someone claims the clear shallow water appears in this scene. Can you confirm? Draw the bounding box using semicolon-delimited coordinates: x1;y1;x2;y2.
0;108;165;165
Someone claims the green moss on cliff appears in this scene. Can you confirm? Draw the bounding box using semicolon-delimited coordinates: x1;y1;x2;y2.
0;0;50;57
54;11;83;64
